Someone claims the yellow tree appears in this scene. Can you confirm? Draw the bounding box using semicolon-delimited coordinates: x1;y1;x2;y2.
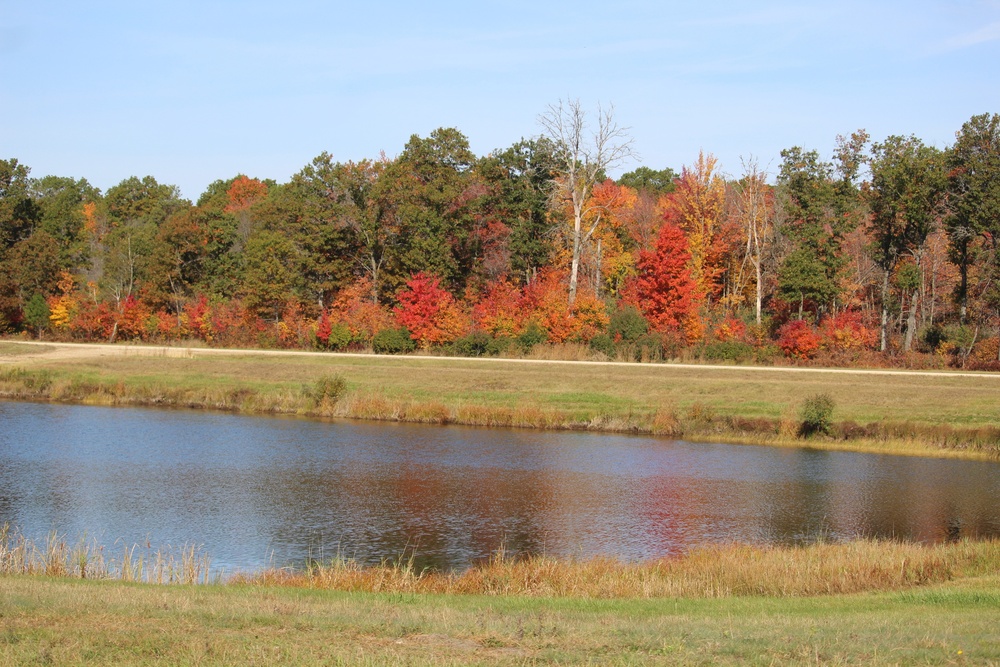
664;152;728;301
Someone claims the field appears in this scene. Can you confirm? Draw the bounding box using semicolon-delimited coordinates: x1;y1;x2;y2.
2;565;999;665
1;340;999;459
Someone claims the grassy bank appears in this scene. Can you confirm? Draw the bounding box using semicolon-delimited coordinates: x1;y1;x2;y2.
3;528;1000;664
3;560;999;665
1;341;999;459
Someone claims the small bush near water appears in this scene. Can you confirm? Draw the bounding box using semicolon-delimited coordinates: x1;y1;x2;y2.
310;375;347;404
799;393;835;437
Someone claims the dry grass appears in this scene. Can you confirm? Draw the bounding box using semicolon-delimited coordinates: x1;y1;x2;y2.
0;524;213;585
236;539;1000;599
6;521;997;601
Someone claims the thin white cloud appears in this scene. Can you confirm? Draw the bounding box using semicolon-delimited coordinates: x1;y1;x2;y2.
938;20;1000;51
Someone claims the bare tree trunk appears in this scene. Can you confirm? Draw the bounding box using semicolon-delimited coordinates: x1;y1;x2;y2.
539;99;634;306
904;288;918;352
880;271;890;352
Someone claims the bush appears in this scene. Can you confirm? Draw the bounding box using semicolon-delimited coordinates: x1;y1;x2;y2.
918;324;946;353
372;327;416;354
487;336;514;356
799;393;834;437
311;375;347;404
517;322;548;352
608;306;649;343
589;333;615;357
451;331;493;357
326;322;352;351
701;340;755;363
777;319;821;359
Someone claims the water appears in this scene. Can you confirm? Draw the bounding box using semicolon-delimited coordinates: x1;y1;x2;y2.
1;401;998;572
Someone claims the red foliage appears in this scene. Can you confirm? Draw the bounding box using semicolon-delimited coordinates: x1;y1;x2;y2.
714;316;747;342
316;309;332;347
622;223;700;335
470;279;525;338
117;295;151;340
819;310;876;352
184;295;212;341
777;319;822;359
394;273;466;348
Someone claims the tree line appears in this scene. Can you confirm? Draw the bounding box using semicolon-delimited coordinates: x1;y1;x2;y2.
1;106;998;368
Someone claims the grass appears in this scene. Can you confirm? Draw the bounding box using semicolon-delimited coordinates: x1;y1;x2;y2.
1;340;999;459
2;561;999;664
3;526;1000;664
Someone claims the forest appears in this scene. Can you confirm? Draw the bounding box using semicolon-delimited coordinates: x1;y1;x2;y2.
1;107;998;370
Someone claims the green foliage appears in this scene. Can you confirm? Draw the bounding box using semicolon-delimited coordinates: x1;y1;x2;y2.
23;292;50;336
919;324;946;352
589;333;615;357
311;375;347;404
450;331;493;357
372;327;416;355
608;305;649;343
516;322;548;352
617;165;678;194
327;323;352;351
799;393;835;437
701;340;755;363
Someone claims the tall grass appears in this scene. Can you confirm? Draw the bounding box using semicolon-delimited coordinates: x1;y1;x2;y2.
5;522;1000;599
235;539;1000;599
0;524;213;584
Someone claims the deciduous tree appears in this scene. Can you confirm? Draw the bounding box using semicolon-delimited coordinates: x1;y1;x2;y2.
538;99;634;304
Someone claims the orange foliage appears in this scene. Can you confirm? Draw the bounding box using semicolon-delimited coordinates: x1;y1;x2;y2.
471;279;525;337
819;310;876;352
329;277;393;345
714;317;747;342
224;175;268;213
663;152;730;299
277;300;313;349
777;319;822;359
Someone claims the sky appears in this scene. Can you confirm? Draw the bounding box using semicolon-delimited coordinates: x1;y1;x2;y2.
2;0;999;201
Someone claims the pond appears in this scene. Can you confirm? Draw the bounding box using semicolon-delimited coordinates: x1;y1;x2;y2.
1;401;998;572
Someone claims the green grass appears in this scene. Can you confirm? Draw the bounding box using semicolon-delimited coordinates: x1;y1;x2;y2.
2;572;998;665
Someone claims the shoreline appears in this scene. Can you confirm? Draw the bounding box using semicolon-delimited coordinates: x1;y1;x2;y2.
1;339;998;462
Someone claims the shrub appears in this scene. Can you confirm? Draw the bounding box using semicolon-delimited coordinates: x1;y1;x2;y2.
372;327;416;355
701;340;755;363
777;319;821;359
311;375;347;404
589;333;615;357
326;322;352;351
486;336;514;356
608;305;649;343
799;393;834;437
918;324;946;352
517;322;548;352
451;331;492;357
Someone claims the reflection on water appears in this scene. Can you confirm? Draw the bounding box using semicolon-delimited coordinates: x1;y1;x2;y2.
1;401;998;571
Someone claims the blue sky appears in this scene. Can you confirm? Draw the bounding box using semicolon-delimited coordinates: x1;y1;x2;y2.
3;1;999;200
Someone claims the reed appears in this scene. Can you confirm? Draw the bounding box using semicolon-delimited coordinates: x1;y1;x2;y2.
235;539;1000;599
0;524;213;585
